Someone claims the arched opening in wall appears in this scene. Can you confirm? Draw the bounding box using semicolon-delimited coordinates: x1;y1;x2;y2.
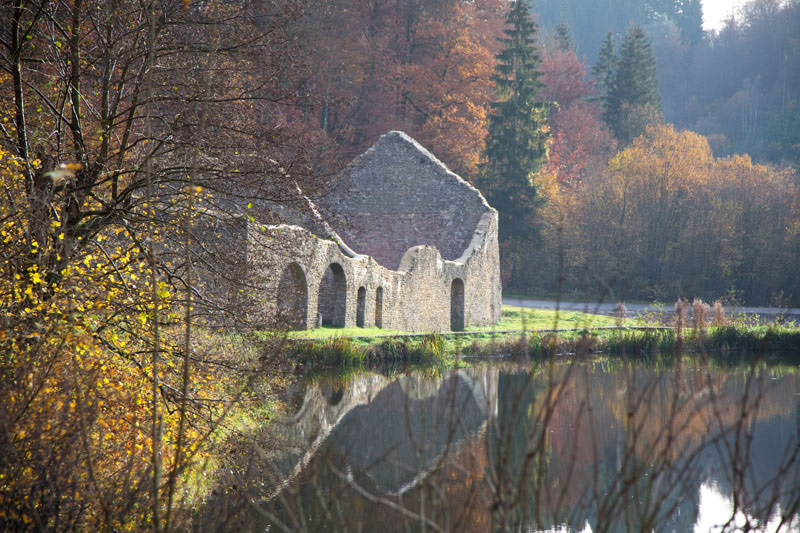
276;262;308;329
318;263;347;327
375;287;384;328
356;287;367;328
451;278;465;331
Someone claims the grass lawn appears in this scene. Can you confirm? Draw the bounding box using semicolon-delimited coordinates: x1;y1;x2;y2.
288;305;623;340
474;305;620;331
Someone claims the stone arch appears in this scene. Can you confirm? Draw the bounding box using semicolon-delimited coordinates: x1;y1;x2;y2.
323;385;344;406
318;263;347;327
450;278;465;331
356;286;367;328
375;287;384;328
276;262;307;329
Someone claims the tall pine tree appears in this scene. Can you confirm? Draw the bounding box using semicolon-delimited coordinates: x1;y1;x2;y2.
480;0;549;248
554;21;574;51
606;24;662;144
592;31;617;113
675;0;704;45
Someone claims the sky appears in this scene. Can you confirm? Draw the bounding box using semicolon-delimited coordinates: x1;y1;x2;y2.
703;0;745;31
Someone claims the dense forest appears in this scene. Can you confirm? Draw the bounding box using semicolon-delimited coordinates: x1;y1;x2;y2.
2;0;788;307
526;0;800;305
284;0;800;305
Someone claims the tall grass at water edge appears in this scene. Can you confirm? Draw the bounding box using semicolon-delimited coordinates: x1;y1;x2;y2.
706;325;800;360
289;326;800;369
287;299;800;368
289;333;451;370
604;325;800;361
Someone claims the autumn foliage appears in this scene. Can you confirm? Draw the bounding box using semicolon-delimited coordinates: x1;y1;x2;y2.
303;0;505;178
529;123;800;304
538;43;616;195
0;0;289;528
1;0;800;527
0;143;272;529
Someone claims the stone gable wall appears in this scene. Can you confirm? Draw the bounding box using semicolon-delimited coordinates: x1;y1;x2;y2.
321;131;489;271
244;131;502;332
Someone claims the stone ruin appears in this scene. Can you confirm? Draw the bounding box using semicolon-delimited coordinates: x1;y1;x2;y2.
245;131;502;332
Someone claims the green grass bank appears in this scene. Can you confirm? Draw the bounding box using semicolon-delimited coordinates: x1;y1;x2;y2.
284;306;800;371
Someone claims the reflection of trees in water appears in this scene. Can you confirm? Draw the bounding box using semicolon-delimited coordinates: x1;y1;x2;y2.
488;362;800;532
197;361;800;532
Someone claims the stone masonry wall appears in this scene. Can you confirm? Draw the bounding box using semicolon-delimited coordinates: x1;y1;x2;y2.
320;131;488;271
246;209;500;332
244;131;502;332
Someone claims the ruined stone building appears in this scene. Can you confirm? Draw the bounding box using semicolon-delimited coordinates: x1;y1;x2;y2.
246;131;502;332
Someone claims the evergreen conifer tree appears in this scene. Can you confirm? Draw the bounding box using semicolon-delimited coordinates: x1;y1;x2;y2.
606;24;662;144
592;31;617;113
675;0;704;45
554;21;574;51
479;0;549;246
645;0;678;22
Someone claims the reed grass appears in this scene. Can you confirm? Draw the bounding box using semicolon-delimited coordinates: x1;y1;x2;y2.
291;333;456;370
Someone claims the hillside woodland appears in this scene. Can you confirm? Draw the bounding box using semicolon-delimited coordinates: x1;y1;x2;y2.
294;0;800;305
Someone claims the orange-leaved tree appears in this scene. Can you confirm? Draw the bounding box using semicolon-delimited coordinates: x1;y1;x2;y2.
595;124;714;297
302;0;505;179
547;123;800;303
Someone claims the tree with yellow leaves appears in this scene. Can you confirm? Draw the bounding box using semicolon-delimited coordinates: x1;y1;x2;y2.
0;0;304;529
542;123;799;304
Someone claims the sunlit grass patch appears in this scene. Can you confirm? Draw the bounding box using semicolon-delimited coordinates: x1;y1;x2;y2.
288;325;405;338
471;305;621;331
289;305;620;341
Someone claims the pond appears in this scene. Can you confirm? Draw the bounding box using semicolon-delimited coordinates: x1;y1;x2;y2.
208;358;800;532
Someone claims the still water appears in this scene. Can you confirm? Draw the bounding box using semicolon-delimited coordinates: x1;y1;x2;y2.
231;359;800;532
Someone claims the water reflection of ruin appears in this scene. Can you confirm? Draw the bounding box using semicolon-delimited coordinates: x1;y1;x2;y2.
247;364;800;532
265;367;498;499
